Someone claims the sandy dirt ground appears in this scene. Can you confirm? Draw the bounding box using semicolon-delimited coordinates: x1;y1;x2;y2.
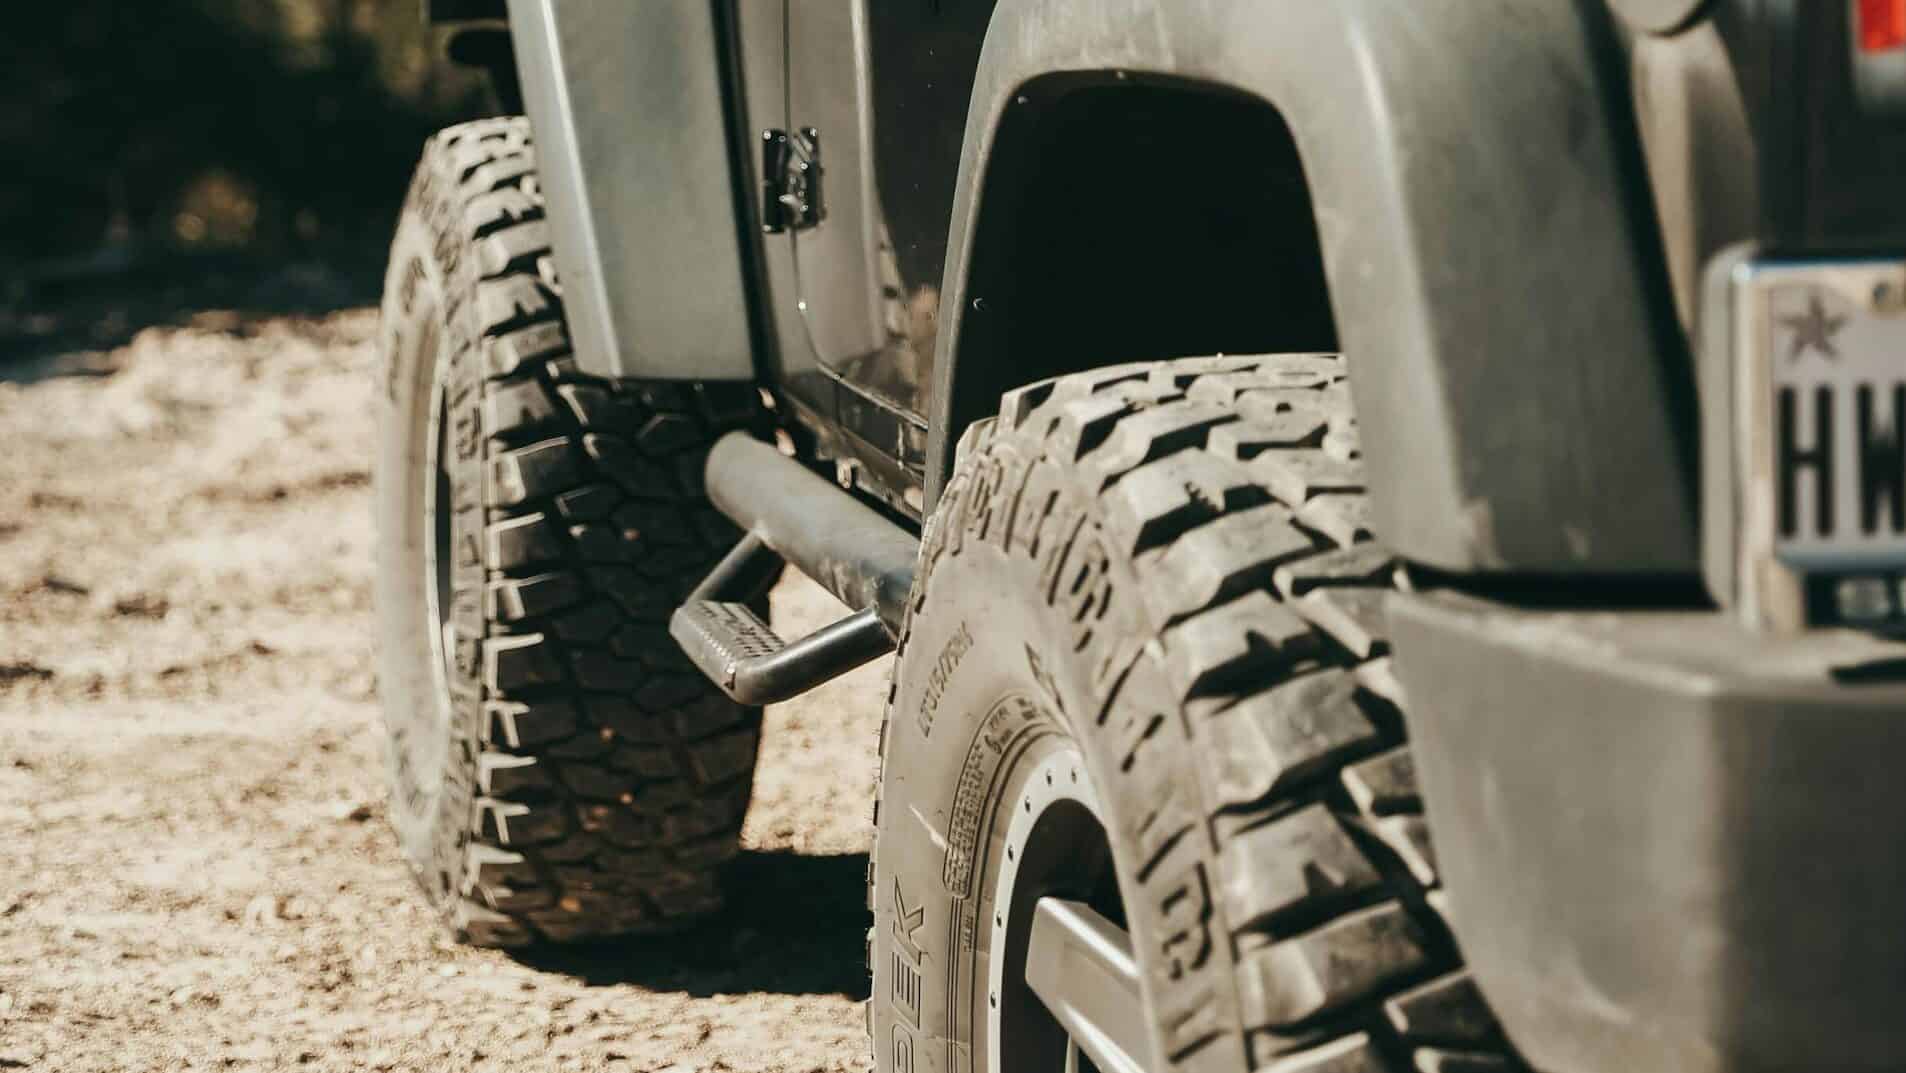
0;305;885;1072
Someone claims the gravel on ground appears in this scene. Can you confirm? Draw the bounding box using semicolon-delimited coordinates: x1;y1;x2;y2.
0;306;883;1072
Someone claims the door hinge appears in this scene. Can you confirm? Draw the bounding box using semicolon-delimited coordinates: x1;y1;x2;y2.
761;127;824;233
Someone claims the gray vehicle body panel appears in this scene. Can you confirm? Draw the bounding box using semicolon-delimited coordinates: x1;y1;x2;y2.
453;2;1906;1068
1607;0;1710;34
787;1;886;376
498;0;1703;574
1394;590;1906;1073
505;0;756;382
924;0;1698;573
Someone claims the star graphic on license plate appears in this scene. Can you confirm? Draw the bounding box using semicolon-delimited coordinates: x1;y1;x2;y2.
1780;291;1847;362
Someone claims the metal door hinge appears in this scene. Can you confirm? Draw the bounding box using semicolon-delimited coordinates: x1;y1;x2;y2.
761;127;824;233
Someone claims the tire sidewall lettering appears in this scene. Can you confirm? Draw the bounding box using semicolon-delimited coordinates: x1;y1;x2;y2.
875;443;1243;1073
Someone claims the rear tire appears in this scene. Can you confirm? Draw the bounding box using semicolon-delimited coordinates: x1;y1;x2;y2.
375;117;767;946
869;355;1526;1072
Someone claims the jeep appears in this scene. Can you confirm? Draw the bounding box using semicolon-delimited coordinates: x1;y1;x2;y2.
373;3;1906;1071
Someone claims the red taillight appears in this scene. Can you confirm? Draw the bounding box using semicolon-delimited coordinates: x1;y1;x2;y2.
1859;0;1906;52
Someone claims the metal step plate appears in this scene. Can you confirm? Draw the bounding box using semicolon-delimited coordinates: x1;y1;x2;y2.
669;594;894;706
671;600;787;700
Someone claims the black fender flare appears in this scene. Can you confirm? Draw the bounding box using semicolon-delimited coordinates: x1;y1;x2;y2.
927;0;1698;573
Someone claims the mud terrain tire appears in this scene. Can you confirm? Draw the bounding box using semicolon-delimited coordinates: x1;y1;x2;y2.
869;355;1525;1072
376;117;766;946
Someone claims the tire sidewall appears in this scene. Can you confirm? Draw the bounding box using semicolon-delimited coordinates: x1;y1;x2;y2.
375;164;488;913
872;434;1244;1073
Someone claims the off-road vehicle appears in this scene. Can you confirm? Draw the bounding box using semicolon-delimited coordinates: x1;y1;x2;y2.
374;3;1906;1070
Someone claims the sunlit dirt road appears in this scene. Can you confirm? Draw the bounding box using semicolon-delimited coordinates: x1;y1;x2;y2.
0;306;882;1072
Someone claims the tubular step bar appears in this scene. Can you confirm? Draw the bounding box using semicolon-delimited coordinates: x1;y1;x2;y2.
668;432;920;705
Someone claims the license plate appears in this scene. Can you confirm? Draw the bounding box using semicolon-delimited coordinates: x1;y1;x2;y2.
1737;258;1906;628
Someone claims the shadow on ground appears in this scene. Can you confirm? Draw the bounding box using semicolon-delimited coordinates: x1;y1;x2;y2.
510;849;874;999
0;251;387;379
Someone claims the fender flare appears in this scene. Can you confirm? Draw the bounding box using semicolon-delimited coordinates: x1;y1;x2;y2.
927;0;1697;572
504;0;760;384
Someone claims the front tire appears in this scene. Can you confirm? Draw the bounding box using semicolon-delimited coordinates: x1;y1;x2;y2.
375;118;766;946
869;355;1525;1073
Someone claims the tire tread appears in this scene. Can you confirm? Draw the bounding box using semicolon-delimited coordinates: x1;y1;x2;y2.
872;353;1523;1072
386;117;764;946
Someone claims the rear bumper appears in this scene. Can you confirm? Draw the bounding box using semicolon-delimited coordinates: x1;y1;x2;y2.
1392;592;1906;1073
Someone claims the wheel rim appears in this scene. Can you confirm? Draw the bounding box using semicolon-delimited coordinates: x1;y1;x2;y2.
417;316;455;799
987;740;1151;1073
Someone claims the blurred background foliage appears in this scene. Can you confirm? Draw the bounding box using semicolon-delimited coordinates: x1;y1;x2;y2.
1;0;493;269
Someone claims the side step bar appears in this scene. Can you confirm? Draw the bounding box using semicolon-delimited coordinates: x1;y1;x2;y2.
669;433;919;705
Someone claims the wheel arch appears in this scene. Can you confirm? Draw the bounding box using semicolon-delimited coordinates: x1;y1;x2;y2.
926;0;1699;574
928;72;1340;489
